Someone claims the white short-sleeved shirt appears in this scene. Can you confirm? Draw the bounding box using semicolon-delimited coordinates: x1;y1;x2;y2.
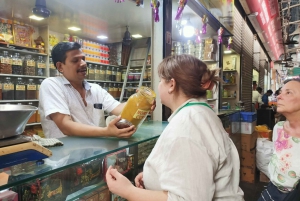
143;98;244;201
268;121;300;192
38;76;120;138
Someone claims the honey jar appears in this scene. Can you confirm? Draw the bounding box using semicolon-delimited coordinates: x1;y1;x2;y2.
116;86;156;129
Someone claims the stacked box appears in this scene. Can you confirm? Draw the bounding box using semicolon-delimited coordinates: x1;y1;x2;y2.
203;38;216;61
239;112;258;183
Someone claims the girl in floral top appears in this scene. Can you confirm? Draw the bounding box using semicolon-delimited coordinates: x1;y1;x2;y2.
258;79;300;201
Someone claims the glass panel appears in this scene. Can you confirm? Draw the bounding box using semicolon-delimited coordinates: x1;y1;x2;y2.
0;121;168;191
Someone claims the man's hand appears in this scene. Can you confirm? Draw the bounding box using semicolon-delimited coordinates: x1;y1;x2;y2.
106;116;136;138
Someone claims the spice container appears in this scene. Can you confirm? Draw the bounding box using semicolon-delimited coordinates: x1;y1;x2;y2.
121;69;126;82
2;77;15;100
117;83;122;97
143;69;148;81
36;56;46;76
94;65;100;80
128;72;134;81
108;83;114;96
113;83;118;98
99;65;106;80
24;55;36;76
116;86;156;129
116;68;121;82
12;53;23;75
36;79;43;99
87;64;95;80
15;77;26;100
102;83;108;91
133;70;141;81
111;67;116;81
0;51;12;74
49;58;56;77
106;66;112;81
126;83;134;97
0;81;2;100
26;79;37;100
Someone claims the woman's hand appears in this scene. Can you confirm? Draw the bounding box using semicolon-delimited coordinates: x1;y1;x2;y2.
135;172;145;189
106;166;135;198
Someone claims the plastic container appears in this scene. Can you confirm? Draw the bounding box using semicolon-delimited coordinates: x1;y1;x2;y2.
116;86;156;129
15;77;26;100
240;112;257;122
36;56;46;76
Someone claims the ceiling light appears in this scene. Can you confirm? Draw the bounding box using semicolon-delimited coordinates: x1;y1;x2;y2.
97;35;108;39
224;50;232;54
29;15;44;21
68;27;81;31
183;19;194;38
132;34;142;38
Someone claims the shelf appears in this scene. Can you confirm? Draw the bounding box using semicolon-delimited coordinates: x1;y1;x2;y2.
222;97;236;99
223;70;237;72
223;84;236;86
86;80;123;84
0;121;168;191
202;60;218;63
26;122;41;126
125;65;151;69
0;46;47;56
0;99;39;103
207;99;217;101
0;74;47;79
85;61;122;68
127;81;151;83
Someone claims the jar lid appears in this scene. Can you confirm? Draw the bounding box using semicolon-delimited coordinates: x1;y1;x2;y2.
115;119;133;129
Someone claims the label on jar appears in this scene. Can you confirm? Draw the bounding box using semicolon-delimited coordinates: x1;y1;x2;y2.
16;85;25;90
27;60;32;66
17;60;22;66
89;69;95;74
1;58;7;64
100;70;105;75
106;70;111;75
37;63;46;68
133;109;149;120
32;61;36;67
113;87;118;91
3;84;14;90
38;84;41;90
27;85;37;90
8;58;12;65
117;72;121;76
95;69;100;74
12;60;18;65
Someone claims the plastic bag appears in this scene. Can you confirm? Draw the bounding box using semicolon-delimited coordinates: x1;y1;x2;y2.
256;138;274;177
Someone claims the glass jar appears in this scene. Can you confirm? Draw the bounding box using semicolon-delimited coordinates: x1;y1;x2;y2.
108;83;114;96
24;55;36;76
15;77;26;100
105;66;111;81
99;65;105;80
128;72;134;82
133;70;141;81
36;56;46;76
27;102;36;123
147;68;152;81
111;67;116;81
127;83;134;97
2;77;15;100
103;83;108;91
143;68;148;81
116;68;121;82
26;79;37;100
49;58;57;77
116;86;156;129
87;64;95;80
117;83;122;98
0;51;12;74
12;53;23;75
121;69;126;82
0;80;2;100
94;65;100;80
36;79;43;99
113;83;118;98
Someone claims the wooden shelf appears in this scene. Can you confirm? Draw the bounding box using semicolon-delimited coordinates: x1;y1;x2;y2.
0;74;47;79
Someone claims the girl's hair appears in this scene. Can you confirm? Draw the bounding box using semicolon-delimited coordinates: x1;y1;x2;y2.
158;54;220;98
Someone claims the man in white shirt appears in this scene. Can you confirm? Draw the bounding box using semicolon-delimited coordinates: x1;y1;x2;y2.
252;87;263;111
39;42;154;138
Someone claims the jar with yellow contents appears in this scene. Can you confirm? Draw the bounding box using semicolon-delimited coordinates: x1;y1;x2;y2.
116;86;156;129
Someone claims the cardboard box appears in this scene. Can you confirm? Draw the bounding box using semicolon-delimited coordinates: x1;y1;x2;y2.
241;167;256;183
241;131;258;151
241;150;256;168
241;121;256;134
259;172;270;183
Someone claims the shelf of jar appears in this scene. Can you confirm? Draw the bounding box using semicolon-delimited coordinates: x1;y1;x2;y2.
86;61;123;68
0;74;47;79
0;99;39;103
202;60;218;63
222;97;236;99
86;80;123;84
223;84;236;86
125;65;151;69
223;70;237;72
26;122;41;127
127;81;151;83
0;46;47;56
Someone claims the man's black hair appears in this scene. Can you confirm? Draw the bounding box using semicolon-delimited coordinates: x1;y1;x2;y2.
267;90;273;94
51;42;81;68
256;87;262;93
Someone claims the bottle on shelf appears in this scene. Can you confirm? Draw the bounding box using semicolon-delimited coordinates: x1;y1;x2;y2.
26;79;37;100
108;83;114;96
99;65;105;81
121;69;126;82
116;68;121;82
111;67;116;81
229;73;235;84
49;58;57;77
24;55;36;76
36;56;46;76
2;77;14;100
106;66;111;81
94;64;100;80
0;51;12;74
12;53;23;75
15;77;26;100
113;83;118;98
117;83;122;97
102;83;108;91
87;64;95;80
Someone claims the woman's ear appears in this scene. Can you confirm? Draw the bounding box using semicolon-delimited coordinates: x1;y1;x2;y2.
168;78;176;93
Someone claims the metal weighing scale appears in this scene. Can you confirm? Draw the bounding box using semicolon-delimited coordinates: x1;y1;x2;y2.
0;105;52;169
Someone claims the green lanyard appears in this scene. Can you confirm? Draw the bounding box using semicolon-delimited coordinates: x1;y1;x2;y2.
175;102;213;115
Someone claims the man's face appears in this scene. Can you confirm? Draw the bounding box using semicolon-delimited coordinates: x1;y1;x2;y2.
56;49;87;82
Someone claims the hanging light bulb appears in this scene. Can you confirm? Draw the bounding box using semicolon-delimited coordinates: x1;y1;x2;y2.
183;18;194;38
